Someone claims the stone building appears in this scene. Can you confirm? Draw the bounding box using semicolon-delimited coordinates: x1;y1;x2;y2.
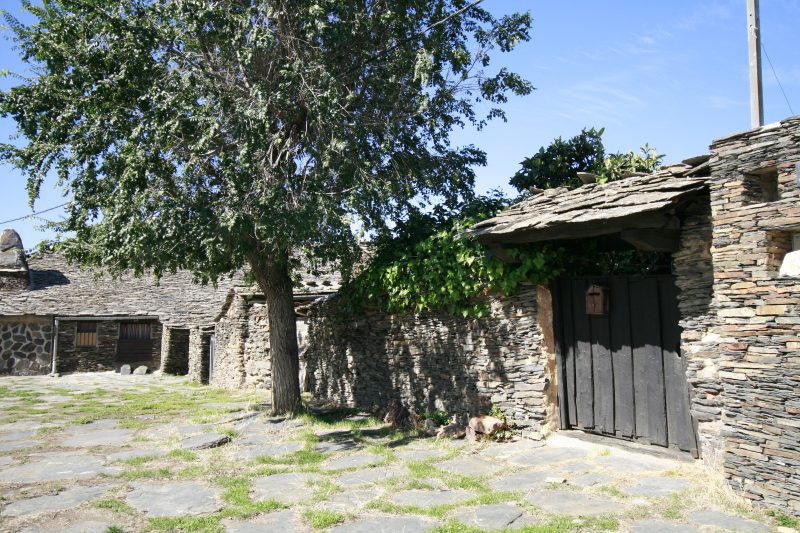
200;265;341;389
302;116;800;515
0;233;235;376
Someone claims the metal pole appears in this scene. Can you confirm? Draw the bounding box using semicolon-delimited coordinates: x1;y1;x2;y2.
747;0;764;128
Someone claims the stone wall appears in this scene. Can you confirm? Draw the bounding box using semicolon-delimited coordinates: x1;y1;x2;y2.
0;316;52;375
672;195;720;461
188;326;214;383
305;285;553;436
211;291;271;390
56;320;162;373
708;116;800;514
161;327;190;375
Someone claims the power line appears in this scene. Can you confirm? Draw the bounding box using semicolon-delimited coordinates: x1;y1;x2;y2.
0;202;69;226
761;39;795;116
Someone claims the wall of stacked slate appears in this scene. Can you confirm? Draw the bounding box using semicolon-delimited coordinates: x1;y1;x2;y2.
708;116;800;514
0;316;52;375
305;285;554;437
56;320;162;373
187;326;214;383
671;196;721;461
211;291;271;390
161;327;191;375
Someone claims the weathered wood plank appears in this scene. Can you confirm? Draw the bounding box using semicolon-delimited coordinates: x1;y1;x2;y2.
658;277;700;456
571;279;594;429
610;278;635;438
630;277;667;447
590;296;614;435
560;279;578;427
552;281;570;430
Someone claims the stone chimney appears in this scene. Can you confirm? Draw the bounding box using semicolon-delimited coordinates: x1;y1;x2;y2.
0;229;29;291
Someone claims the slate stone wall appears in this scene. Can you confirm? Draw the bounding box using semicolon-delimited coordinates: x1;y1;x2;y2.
708;116;800;514
305;285;553;437
56;320;162;373
161;327;191;375
672;196;720;461
188;326;213;383
0;316;52;375
211;291;271;390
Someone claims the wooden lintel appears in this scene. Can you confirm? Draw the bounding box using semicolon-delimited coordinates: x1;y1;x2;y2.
478;212;680;246
620;229;682;252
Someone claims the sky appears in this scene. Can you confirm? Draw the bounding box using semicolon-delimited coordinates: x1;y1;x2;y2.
1;0;799;248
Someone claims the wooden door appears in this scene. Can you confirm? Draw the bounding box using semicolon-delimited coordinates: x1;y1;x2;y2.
554;276;699;456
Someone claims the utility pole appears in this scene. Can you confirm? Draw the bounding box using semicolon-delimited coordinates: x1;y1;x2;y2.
747;0;764;128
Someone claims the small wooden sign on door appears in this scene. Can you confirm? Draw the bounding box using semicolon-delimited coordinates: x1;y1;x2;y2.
586;284;610;315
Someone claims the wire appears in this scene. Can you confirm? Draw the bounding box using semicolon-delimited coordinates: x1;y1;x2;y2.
761;39;795;116
0;202;69;226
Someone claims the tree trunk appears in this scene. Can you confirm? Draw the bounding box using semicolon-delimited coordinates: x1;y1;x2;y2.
249;249;302;415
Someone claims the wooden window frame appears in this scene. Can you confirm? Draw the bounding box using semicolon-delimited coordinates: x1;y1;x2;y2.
119;322;152;341
75;321;97;348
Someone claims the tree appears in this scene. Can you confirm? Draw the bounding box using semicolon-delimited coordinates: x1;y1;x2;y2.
0;1;532;414
510;127;663;192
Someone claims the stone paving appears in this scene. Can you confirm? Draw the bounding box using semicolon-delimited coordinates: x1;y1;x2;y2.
0;373;792;533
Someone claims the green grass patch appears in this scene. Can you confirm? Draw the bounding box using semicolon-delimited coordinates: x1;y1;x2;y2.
147;515;223;533
168;449;198;461
94;498;136;514
104;526;126;533
119;455;161;466
118;467;172;480
429;516;619;533
177;465;207;478
257;449;327;467
303;509;346;529
766;509;800;529
218;477;287;519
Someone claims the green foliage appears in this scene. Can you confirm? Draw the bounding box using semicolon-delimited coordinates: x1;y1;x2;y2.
0;0;532;284
598;143;664;184
341;194;565;317
510;128;606;191
766;509;800;529
423;410;452;426
510;128;664;192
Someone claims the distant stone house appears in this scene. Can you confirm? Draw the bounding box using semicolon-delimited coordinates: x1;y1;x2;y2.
0;233;235;376
301;115;800;516
200;264;341;390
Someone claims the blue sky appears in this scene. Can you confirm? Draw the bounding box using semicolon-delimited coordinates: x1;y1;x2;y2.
1;0;799;248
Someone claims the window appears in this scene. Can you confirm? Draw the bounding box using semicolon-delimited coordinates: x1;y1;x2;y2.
76;322;97;347
743;168;780;204
120;322;151;341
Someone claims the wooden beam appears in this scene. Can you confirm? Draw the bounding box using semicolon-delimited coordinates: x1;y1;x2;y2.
477;212;680;245
620;229;682;252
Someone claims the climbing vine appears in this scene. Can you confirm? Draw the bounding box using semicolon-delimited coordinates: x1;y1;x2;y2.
340;195;565;317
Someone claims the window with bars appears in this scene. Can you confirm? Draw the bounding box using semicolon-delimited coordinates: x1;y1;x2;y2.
119;322;151;341
76;322;97;347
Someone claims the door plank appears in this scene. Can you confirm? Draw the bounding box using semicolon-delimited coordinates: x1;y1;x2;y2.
571;279;594;429
560;279;578;427
658;277;700;456
552;282;570;430
629;277;667;446
590;305;614;435
610;278;635;438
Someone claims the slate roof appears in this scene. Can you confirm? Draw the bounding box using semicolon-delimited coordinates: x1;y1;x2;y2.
0;252;342;326
468;165;709;244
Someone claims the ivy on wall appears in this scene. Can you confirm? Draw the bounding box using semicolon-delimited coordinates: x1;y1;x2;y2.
340;194;565;317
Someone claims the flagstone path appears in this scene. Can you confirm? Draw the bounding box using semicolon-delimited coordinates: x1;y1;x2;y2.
0;372;791;533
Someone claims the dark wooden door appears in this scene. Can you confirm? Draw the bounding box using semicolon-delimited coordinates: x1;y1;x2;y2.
554;276;699;456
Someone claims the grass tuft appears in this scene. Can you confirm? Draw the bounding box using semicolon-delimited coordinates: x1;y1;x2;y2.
94;498;136;514
303;509;346;529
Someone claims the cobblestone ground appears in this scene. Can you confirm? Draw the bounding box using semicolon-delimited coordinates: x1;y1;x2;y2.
0;373;795;533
